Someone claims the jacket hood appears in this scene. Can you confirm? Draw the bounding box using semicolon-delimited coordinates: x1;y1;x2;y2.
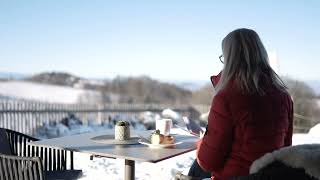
250;144;320;179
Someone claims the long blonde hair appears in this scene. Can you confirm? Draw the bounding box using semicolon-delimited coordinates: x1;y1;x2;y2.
215;28;287;95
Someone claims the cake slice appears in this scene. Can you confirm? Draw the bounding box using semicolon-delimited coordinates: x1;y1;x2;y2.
150;130;164;145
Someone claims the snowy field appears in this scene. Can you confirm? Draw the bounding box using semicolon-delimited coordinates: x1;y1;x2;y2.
73;129;320;180
0;81;101;104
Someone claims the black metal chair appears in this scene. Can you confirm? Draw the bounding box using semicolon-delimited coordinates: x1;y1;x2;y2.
0;128;82;180
0;153;45;180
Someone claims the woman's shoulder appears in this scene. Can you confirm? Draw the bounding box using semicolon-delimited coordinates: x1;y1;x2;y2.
216;81;289;102
213;83;241;108
215;80;242;98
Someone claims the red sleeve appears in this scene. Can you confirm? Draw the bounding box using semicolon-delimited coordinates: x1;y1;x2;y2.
196;92;233;172
284;97;293;146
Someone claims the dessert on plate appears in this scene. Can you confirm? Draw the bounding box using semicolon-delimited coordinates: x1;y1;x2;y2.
163;135;175;144
150;129;175;145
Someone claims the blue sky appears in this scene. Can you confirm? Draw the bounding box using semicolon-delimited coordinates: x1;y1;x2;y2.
0;0;319;81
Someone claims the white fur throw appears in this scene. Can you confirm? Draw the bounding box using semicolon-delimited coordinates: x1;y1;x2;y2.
250;144;320;179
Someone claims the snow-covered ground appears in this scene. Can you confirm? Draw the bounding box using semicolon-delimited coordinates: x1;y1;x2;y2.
75;151;195;180
0;81;101;104
72;129;320;180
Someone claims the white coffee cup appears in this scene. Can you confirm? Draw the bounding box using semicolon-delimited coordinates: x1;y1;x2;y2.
156;118;172;136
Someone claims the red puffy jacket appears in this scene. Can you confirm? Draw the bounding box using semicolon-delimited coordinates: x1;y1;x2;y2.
197;77;293;180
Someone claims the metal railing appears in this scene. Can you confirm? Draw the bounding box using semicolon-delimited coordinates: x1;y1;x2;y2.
0;100;204;136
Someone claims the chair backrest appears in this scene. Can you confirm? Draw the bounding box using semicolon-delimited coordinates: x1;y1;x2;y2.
3;128;38;157
1;128;74;172
0;128;12;155
0;153;45;180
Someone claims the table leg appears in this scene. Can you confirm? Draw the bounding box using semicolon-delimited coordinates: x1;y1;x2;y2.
125;159;135;180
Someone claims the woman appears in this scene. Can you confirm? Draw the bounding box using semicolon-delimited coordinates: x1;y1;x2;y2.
196;28;293;180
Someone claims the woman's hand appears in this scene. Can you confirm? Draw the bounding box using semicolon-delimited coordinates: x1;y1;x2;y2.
199;129;205;139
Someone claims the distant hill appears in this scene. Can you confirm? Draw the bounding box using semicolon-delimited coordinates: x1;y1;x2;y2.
24;72;105;90
100;76;192;104
25;72;82;87
171;80;207;92
22;72;193;104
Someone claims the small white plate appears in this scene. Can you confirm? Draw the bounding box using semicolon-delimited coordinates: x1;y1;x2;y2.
138;139;182;149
